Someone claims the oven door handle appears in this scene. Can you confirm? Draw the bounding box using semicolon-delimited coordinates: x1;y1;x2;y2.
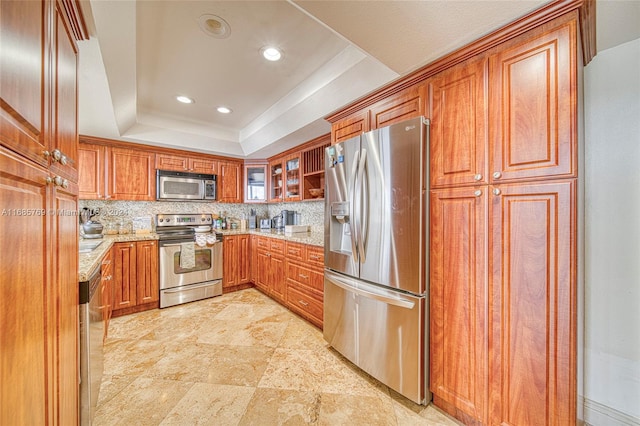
161;242;217;248
163;281;218;293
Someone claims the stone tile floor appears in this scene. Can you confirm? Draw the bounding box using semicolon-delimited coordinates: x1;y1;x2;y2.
95;288;461;425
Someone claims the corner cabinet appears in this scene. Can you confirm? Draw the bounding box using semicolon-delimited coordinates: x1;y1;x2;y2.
244;162;268;203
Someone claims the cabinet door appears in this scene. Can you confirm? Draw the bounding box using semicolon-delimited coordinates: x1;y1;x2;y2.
109;148;155;200
489;20;577;183
284;153;301;201
101;249;114;341
50;4;79;183
156;153;189;172
244;163;268;203
189;157;217;174
0;0;49;168
430;58;487;188
136;240;158;305
430;187;488;422
223;235;238;288
269;158;284;202
219;161;242;203
237;234;251;285
52;179;79;424
250;235;258;283
331;110;369;144
488;180;575;425
370;84;426;130
113;242;137;309
269;255;286;303
0;148;50;425
255;250;270;293
78;143;106;199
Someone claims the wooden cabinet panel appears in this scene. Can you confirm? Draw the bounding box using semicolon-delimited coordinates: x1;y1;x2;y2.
250;235;259;283
304;245;324;269
269;238;285;256
109;147;155;200
0;148;50;425
430;58;487;188
488;180;575;425
489;20;577;183
101;249;114;341
237;234;251;284
430;187;488;422
113;242;137;310
285;242;304;262
50;3;79;182
255;248;270;293
287;284;323;328
136;240;158;305
189;157;217;174
331;110;369;144
370;85;426;129
0;0;49;168
218;160;242;203
156;153;189;172
78;143;106;199
52;180;79;425
269;254;286;303
223;234;251;289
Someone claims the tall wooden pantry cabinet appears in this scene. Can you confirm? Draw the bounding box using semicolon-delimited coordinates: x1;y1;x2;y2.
0;1;87;424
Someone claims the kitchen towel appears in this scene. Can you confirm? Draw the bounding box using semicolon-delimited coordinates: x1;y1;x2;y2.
179;242;196;269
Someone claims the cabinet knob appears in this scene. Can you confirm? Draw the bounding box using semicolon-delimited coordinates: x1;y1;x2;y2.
43;150;51;159
474;190;482;197
492;188;502;196
45;176;53;185
492;171;502;179
54;176;63;187
59;154;68;166
474;174;483;181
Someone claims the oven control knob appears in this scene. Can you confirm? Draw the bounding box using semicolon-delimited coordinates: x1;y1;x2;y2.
159;218;163;222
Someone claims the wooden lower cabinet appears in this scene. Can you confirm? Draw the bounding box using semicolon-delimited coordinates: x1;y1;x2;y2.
253;236;286;303
223;234;251;291
430;180;576;425
100;249;114;342
285;242;324;328
112;240;159;317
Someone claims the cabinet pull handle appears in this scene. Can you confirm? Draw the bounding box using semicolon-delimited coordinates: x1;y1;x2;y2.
492;188;502;196
298;300;308;306
309;255;320;260
299;274;309;279
474;174;483;181
474;190;482;197
492;171;502;179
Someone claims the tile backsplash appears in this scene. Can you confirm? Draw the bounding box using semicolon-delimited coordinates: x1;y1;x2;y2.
79;200;325;232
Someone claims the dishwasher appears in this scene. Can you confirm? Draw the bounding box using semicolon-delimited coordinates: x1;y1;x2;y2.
79;267;104;425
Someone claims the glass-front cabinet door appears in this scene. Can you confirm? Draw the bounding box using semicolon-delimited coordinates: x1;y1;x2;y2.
285;153;301;201
269;158;284;202
244;162;267;203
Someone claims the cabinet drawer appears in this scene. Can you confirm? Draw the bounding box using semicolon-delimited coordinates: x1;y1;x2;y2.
286;242;305;261
256;237;269;250
305;246;324;269
287;283;323;325
287;262;323;293
269;239;285;255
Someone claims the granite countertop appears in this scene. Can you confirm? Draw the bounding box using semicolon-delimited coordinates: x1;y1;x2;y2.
218;228;324;247
78;233;159;282
78;228;323;282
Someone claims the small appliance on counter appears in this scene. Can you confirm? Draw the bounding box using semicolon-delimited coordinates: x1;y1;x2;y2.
79;207;103;239
272;209;299;230
260;218;272;230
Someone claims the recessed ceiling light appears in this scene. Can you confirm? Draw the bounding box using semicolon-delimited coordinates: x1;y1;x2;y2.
217;106;232;114
176;96;194;104
198;14;231;39
261;46;282;62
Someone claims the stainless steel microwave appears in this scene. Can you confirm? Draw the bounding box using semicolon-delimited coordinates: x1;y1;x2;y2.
156;170;217;201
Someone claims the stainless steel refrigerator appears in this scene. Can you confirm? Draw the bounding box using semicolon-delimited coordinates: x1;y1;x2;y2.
324;116;430;404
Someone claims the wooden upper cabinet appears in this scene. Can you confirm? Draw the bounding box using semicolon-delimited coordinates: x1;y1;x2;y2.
370;84;427;130
430;58;488;188
108;147;155;200
268;158;284;202
489;17;577;183
331;110;369;144
284;153;301;202
488;180;575;425
78;143;107;199
50;3;79;183
430;187;488;423
218;160;242;203
156;153;217;174
0;0;49;168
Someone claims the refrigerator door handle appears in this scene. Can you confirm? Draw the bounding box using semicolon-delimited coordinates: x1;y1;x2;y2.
325;270;415;309
356;148;368;263
349;151;360;261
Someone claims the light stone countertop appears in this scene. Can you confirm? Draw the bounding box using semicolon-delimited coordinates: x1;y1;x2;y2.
78;233;159;282
78;229;323;282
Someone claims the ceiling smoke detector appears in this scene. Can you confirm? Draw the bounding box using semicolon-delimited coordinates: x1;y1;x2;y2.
198;14;231;39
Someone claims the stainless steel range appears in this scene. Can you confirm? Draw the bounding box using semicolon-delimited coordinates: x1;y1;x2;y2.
156;213;223;308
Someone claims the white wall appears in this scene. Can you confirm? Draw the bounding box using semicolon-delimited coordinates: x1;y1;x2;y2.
584;37;640;424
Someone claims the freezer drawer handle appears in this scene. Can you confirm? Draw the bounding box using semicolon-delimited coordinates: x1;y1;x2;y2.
163;282;216;294
325;271;415;309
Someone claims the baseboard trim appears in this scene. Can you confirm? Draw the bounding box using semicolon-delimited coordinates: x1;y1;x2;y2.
584;398;640;426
